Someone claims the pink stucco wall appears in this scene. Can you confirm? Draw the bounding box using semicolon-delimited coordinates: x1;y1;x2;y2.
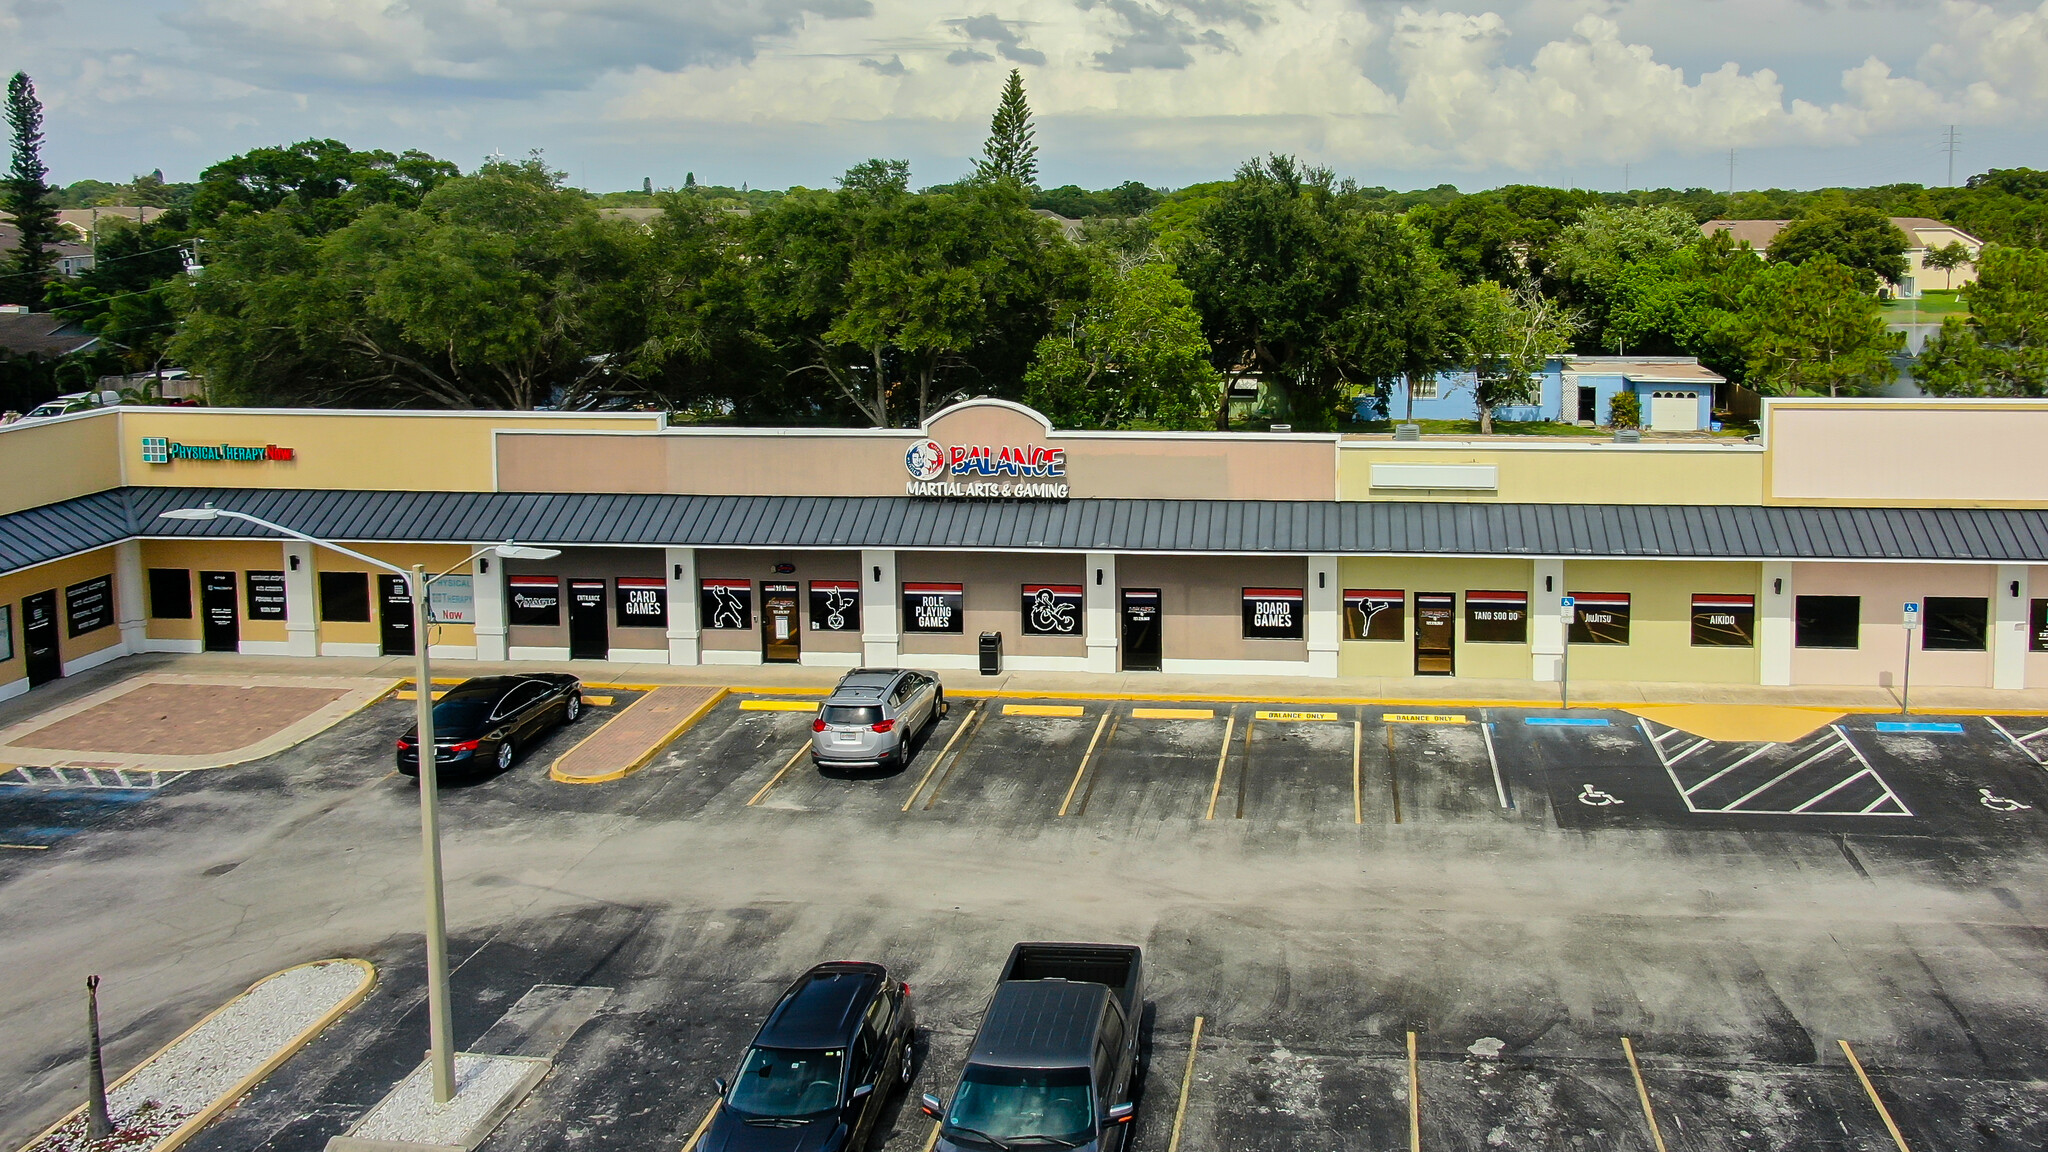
1789;563;1996;688
2029;565;2048;689
1769;404;2048;505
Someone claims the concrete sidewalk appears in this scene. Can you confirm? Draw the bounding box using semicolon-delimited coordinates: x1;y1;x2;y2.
14;649;2047;717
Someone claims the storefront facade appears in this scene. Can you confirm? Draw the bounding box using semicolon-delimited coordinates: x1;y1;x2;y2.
2;397;2045;699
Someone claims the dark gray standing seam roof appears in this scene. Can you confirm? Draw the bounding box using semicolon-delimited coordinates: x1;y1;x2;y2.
3;487;2047;575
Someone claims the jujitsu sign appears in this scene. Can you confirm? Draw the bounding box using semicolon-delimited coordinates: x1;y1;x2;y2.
905;438;1070;499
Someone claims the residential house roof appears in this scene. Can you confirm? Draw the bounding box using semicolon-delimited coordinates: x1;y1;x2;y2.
1701;217;1982;253
1566;357;1725;385
0;311;100;358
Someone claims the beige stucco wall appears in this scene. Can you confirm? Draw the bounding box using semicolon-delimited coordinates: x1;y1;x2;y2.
309;544;477;651
1767;401;2048;507
0;411;124;516
1560;560;1761;684
1117;554;1308;665
0;547;125;683
896;552;1088;659
2030;565;2048;689
502;546;666;653
137;538;289;645
1789;562;1995;688
1335;557;1535;678
1337;443;1763;504
694;550;865;656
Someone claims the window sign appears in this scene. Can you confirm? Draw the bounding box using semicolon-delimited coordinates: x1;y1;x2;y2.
1343;590;1403;641
508;575;561;627
903;582;965;633
1567;592;1630;645
1690;593;1754;647
247;571;289;621
809;581;861;631
701;579;753;630
615;577;667;629
429;574;474;624
1465;590;1529;644
1242;588;1304;640
1021;584;1084;635
64;575;113;638
2032;599;2048;653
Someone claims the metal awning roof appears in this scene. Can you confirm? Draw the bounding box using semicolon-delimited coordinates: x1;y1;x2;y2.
3;487;2046;574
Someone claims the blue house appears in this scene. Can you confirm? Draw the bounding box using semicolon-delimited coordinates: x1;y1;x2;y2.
1366;356;1724;430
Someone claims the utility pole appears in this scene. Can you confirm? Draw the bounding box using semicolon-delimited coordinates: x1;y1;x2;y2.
1727;149;1736;197
1941;125;1961;187
1623;162;1630;194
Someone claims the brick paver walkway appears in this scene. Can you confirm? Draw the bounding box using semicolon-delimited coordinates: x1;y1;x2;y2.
550;686;726;784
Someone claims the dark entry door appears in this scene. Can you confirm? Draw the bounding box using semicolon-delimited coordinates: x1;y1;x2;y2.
21;590;60;686
1578;385;1598;424
568;580;608;659
378;574;415;656
761;582;800;663
1415;592;1455;676
1120;589;1162;672
200;571;241;653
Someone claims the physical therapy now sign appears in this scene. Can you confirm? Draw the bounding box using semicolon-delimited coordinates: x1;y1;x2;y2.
904;438;1070;499
141;436;295;464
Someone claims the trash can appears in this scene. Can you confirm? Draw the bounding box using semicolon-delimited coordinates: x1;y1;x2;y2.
979;631;1003;676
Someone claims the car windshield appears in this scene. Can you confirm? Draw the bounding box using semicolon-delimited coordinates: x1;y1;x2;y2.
726;1046;844;1118
430;695;496;732
822;705;881;726
946;1065;1093;1147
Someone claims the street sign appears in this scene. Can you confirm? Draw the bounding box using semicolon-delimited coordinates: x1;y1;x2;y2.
1560;595;1576;624
1902;601;1920;627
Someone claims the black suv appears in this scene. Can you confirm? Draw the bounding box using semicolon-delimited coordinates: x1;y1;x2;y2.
700;961;918;1152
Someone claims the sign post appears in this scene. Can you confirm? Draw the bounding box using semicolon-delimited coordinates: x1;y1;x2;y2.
1900;601;1920;714
1559;597;1576;710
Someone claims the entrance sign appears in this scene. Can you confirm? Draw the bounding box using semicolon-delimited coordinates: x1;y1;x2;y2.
1021;584;1083;635
508;575;561;626
809;581;861;631
903;582;964;633
1241;588;1304;640
1414;592;1455;676
1343;589;1403;641
1690;593;1754;647
614;577;667;629
700;579;753;630
247;570;289;621
64;575;113;637
905;438;1070;499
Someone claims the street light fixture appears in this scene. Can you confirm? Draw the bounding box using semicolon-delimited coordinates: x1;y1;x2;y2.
159;504;558;1103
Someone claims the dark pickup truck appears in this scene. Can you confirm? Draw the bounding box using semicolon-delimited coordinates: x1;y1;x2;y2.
922;943;1144;1152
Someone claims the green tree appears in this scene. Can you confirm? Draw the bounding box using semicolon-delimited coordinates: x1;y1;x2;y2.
4;72;63;311
1917;246;2048;396
191;139;458;234
1767;206;1908;291
1547;204;1701;347
1736;257;1900;396
1023;260;1216;429
1922;240;1972;290
1460;281;1577;433
975;70;1038;189
1407;184;1598;286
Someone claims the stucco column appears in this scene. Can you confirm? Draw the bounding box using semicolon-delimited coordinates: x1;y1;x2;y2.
114;539;147;655
1530;558;1564;681
1994;564;2028;690
666;547;699;666
471;547;508;663
1085;552;1118;674
1760;561;1793;686
1307;554;1339;677
283;541;319;657
862;549;899;666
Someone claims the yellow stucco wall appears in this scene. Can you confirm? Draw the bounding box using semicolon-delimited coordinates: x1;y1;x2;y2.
1337;444;1764;504
0;412;124;516
1336;557;1534;679
0;547;125;684
137;539;290;644
1562;560;1761;683
310;543;478;650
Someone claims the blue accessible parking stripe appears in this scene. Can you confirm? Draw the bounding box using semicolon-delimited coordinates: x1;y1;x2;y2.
1874;721;1964;734
1525;717;1610;727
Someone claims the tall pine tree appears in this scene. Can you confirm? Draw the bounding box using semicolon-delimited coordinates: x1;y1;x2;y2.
975;69;1038;189
4;72;61;311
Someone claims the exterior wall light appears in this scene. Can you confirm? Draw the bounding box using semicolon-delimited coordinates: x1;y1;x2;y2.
2013;580;2022;597
478;557;489;574
675;564;684;580
873;565;882;582
1773;578;1783;595
1095;568;1103;585
289;555;300;571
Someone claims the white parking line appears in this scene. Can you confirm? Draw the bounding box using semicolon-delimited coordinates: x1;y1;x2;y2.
1639;720;1910;817
1986;717;2048;767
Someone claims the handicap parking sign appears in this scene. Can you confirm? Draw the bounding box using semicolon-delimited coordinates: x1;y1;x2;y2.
1903;601;1920;627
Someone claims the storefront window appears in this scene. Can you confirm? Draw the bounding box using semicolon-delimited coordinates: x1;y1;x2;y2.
508;575;562;626
700;579;753;630
1794;595;1859;649
1021;585;1083;636
1465;590;1527;644
1567;592;1629;645
615;578;668;629
247;571;288;621
148;568;192;619
809;581;861;631
1343;590;1402;641
320;572;371;622
0;604;11;661
1923;596;1988;651
1242;588;1304;640
2033;599;2048;653
1690;594;1755;647
903;583;964;633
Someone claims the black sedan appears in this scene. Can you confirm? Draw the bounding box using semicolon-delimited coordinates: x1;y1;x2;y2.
699;961;917;1152
395;674;582;776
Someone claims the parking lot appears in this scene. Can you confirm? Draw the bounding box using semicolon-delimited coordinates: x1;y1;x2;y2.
3;684;2046;1151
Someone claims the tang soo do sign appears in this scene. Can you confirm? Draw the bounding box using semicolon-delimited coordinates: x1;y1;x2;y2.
905;438;1070;499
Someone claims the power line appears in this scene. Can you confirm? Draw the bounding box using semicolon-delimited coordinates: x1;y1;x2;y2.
1728;149;1737;197
1941;125;1961;187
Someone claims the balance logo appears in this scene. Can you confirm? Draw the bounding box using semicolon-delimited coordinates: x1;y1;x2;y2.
905;439;946;480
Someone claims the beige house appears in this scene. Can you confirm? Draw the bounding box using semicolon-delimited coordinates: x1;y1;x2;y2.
1700;217;1982;297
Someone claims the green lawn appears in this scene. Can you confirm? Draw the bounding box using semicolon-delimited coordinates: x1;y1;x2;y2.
1345;418;1608;437
1882;290;1970;319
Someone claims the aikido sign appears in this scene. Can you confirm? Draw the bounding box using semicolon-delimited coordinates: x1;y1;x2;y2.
905;438;1070;500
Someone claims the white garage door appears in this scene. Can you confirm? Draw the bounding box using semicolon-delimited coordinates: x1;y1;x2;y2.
1649;391;1698;432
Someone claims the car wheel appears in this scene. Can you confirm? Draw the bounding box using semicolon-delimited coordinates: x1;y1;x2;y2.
496;741;515;772
565;693;582;722
897;1038;914;1090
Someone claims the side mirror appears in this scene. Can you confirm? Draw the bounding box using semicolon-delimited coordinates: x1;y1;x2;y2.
850;1083;874;1101
1107;1102;1136;1125
919;1093;945;1120
714;1077;728;1097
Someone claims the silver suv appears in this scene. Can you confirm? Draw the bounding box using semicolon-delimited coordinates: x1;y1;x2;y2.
811;668;946;769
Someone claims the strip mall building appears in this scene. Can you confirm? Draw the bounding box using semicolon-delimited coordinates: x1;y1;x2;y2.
2;398;2046;701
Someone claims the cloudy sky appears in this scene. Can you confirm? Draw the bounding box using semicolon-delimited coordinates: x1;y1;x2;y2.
4;0;2046;194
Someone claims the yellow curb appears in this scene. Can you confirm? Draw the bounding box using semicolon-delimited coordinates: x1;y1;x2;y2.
1255;710;1340;721
550;688;730;785
1005;704;1086;717
739;700;819;712
1131;708;1214;720
14;958;376;1152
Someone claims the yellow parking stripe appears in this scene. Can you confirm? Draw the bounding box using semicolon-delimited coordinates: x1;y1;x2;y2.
746;743;811;806
681;1102;720;1151
1131;707;1214;720
1058;711;1117;817
1384;713;1468;724
1840;1040;1913;1152
739;700;818;712
1255;710;1338;721
1005;704;1086;717
1622;1037;1670;1152
1166;1016;1205;1152
1204;714;1237;821
1407;1031;1422;1152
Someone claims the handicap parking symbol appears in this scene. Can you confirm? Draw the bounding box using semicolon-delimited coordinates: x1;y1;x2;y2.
1578;783;1624;807
1978;787;2033;812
